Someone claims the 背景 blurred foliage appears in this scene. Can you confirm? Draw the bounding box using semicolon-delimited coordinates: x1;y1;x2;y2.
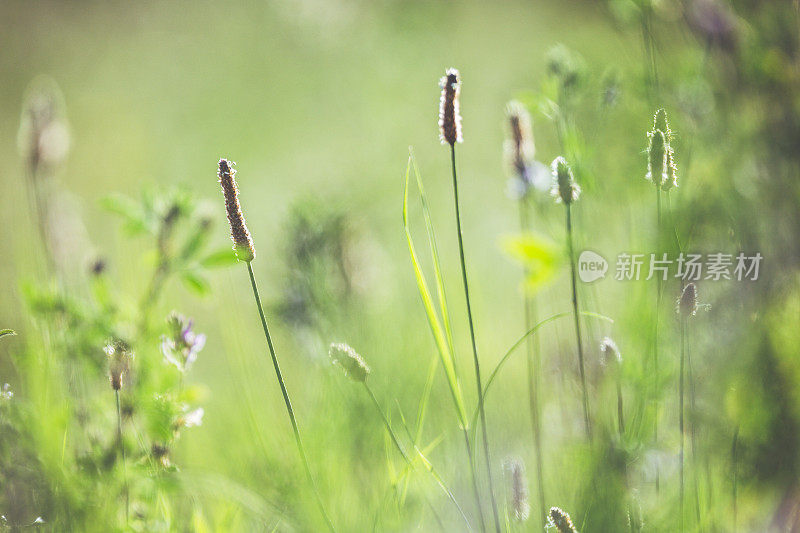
1;0;799;531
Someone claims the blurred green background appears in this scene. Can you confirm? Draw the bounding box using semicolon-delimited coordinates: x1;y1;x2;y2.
2;0;800;531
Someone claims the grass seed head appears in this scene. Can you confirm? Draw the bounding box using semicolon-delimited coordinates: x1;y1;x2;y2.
551;156;580;204
678;282;698;317
329;342;370;382
548;506;578;532
438;68;463;145
600;336;622;366
652;108;672;144
505;100;535;189
504;458;530;521
646;129;667;187
218;159;255;262
104;339;133;391
662;147;678;191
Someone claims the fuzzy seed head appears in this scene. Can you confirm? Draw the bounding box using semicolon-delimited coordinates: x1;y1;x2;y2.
600;336;622;366
551;157;580;204
678;282;698;317
105;339;133;391
662;148;678;191
218;159;255;262
329;342;370;382
652;108;672;144
504;458;530;521
438;68;463;145
505;101;535;188
548;507;578;533
646;129;667;187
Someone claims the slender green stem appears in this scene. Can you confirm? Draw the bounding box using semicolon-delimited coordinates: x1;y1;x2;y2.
246;262;335;532
115;390;129;525
463;428;487;532
566;204;591;441
518;200;546;529
363;383;472;530
731;427;739;532
679;315;686;531
654;185;662;493
450;145;501;532
617;374;625;438
688;324;701;527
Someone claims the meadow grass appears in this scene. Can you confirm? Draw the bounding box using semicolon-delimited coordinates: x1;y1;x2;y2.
1;2;799;531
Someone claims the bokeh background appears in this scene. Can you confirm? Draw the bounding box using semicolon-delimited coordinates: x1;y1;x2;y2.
1;1;799;531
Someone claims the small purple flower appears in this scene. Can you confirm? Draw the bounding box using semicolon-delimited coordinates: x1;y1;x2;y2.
161;313;206;373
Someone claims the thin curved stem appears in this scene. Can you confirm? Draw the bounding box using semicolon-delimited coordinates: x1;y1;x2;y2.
566;204;591;441
450;145;501;532
246;262;335;532
679;315;686;531
518;200;546;529
363;383;472;531
654;185;662;493
115;390;129;525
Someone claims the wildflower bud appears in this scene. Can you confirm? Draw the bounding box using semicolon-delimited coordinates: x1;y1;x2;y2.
646;129;667;187
218;159;255;262
438;68;463;145
329;342;370;382
600;336;622;366
504;458;529;521
678;282;698;317
652;108;672;144
505;101;535;188
662;147;678;191
551;157;580;204
105;340;133;391
548;507;577;533
1;383;13;401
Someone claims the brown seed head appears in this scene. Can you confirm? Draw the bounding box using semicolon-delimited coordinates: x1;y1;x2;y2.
218;159;255;262
105;340;133;391
438;68;463;145
548;507;578;533
506;100;534;185
678;282;698;317
551;157;580;204
504;458;529;521
329;342;371;382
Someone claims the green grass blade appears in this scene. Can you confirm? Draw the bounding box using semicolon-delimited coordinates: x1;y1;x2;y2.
403;156;468;428
471;311;613;428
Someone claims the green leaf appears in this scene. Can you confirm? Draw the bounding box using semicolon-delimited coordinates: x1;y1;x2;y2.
101;194;151;235
181;270;210;296
501;232;561;294
200;248;238;269
0;329;17;340
403;154;468;428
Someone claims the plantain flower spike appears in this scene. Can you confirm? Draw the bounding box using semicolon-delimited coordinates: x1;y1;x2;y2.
551;156;580;204
548;507;578;533
645;129;667;187
505;100;535;188
600;336;622;366
438;68;463;145
505;458;530;521
105;339;133;391
662;147;678;191
678;282;699;317
652;108;672;144
218;159;255;262
329;343;371;383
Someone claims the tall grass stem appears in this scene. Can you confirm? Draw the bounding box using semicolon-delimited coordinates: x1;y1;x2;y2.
518;200;546;529
449;145;502;532
246;262;336;532
565;203;591;440
115;390;129;525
